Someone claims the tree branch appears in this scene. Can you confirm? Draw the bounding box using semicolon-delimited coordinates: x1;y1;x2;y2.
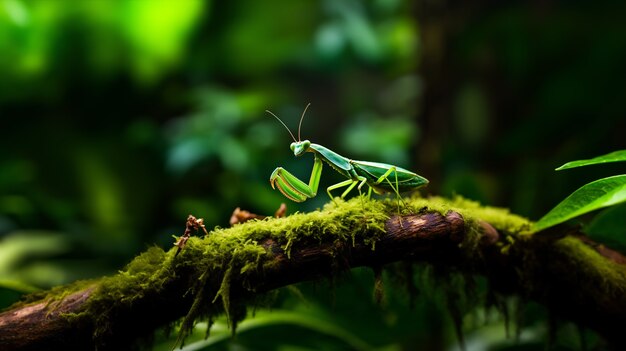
1;197;625;350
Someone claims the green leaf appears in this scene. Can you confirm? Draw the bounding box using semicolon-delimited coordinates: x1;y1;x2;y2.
533;175;626;232
177;310;375;351
556;150;626;170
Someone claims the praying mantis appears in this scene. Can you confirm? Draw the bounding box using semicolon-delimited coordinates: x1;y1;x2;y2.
268;104;429;203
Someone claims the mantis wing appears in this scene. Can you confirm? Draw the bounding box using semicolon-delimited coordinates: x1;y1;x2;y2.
352;160;429;191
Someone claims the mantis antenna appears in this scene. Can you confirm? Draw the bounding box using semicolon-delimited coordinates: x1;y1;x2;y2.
266;110;297;142
298;103;311;142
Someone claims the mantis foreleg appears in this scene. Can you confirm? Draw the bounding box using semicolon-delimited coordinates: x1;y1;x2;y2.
270;154;323;203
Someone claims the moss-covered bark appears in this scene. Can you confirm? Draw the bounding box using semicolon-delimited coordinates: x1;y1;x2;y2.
1;196;625;350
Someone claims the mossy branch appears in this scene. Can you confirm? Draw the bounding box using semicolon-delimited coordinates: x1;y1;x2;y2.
1;196;626;350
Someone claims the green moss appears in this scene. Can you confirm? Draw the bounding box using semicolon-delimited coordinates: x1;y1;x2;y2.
9;195;539;348
56;196;391;347
553;237;626;295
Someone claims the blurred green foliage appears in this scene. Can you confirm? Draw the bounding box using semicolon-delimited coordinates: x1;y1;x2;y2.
1;0;625;349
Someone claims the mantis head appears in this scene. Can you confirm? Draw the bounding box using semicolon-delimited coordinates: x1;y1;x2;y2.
290;140;311;156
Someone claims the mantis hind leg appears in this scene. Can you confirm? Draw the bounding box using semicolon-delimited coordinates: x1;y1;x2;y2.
327;176;368;202
327;179;356;202
354;176;370;207
374;167;406;212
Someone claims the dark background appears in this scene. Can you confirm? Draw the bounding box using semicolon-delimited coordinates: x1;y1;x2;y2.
1;1;625;350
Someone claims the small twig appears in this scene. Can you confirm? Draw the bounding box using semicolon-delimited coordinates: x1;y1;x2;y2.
229;203;287;226
174;215;209;256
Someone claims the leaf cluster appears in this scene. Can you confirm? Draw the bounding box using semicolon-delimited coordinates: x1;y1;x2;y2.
534;150;626;232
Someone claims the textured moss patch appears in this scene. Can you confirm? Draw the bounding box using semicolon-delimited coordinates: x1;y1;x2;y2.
74;197;392;346
552;237;626;297
10;195;539;348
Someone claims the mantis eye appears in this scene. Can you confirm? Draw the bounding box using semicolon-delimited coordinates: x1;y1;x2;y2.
290;143;296;151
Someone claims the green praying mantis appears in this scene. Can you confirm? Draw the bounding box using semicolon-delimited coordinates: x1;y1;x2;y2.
268;104;429;203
